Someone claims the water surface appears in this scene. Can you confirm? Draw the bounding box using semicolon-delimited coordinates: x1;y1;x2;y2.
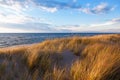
0;33;114;48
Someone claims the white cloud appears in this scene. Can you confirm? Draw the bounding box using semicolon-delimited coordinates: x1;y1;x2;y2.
39;6;58;13
0;0;115;14
56;25;78;32
55;18;120;32
0;12;54;33
0;0;55;33
0;27;29;33
0;0;28;13
0;0;82;13
90;18;120;27
0;13;31;24
0;0;119;33
80;8;91;14
0;12;47;25
80;3;115;14
0;17;120;33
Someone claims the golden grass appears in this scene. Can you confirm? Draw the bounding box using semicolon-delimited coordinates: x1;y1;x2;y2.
71;44;120;80
0;34;119;80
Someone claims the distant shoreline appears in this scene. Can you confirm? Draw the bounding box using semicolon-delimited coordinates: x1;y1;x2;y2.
0;33;119;49
0;32;119;34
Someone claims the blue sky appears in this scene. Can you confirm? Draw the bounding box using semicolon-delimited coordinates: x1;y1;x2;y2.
0;0;120;33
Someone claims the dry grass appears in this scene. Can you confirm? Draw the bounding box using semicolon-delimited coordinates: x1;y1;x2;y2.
71;44;120;80
0;34;120;80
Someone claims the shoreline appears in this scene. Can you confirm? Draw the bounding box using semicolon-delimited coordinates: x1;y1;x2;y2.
0;43;39;50
0;33;119;49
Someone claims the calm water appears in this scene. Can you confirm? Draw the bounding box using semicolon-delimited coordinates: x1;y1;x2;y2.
0;33;115;48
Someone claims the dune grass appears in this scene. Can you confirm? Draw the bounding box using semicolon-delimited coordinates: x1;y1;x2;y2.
0;34;120;80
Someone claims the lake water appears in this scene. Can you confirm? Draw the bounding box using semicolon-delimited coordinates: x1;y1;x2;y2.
0;33;114;48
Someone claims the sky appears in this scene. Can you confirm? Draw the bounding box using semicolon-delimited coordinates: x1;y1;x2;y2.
0;0;120;33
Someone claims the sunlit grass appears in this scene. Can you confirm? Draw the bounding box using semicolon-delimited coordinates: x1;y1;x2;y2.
0;34;119;80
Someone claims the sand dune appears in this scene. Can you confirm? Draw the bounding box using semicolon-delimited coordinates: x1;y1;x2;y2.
0;34;120;80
